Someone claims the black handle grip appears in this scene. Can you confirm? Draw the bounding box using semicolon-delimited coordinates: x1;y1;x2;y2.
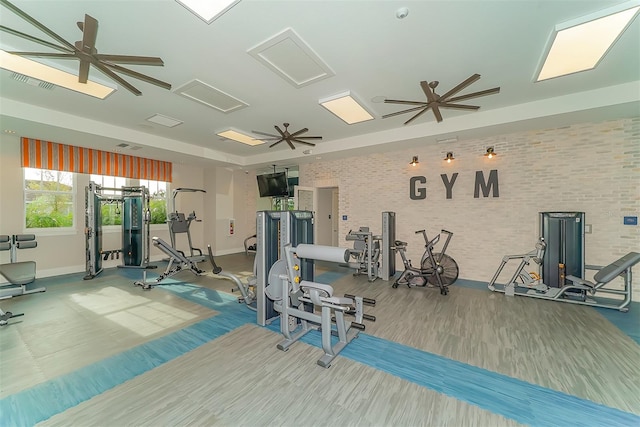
344;294;376;306
350;322;365;331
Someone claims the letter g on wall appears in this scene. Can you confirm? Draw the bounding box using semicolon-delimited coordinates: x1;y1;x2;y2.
410;176;427;200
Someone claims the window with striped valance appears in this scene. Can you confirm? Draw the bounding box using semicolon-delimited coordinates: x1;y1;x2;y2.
21;137;172;182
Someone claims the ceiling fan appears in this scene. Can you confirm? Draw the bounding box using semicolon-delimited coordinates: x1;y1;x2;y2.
252;123;322;150
383;74;500;124
0;0;171;96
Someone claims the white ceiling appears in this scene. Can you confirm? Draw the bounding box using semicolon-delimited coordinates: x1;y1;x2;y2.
1;0;639;172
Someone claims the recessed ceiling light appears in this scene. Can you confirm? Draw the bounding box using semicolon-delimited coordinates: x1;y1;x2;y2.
319;91;374;125
146;114;183;128
0;50;115;99
217;129;264;146
535;1;640;81
175;0;240;24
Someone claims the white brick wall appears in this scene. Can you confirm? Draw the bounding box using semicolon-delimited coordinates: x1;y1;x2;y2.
300;118;640;298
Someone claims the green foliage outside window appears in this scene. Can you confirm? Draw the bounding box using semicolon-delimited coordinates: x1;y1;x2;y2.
24;169;74;229
149;190;167;225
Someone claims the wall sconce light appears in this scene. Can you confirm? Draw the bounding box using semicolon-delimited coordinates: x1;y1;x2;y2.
444;152;455;163
484;147;497;159
410;156;419;166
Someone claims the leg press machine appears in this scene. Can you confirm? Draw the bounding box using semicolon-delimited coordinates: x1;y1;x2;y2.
265;244;376;368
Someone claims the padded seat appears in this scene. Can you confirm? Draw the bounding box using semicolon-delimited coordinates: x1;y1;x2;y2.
0;261;36;285
593;252;640;284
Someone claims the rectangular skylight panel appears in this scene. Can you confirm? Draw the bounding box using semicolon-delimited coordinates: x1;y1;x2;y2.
319;92;374;124
0;50;115;99
217;130;264;146
175;0;241;24
536;4;640;81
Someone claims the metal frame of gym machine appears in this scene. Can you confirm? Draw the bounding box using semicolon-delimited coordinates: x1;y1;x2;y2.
256;210;314;326
167;188;207;264
84;181;154;279
345;212;396;281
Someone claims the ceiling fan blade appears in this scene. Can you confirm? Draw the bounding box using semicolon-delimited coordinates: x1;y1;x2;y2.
274;125;286;137
94;54;164;66
0;25;73;53
439;74;481;100
101;62;171;90
432;105;443;123
384;99;428;106
286;140;296;150
0;0;76;51
78;14;98;53
78;60;90;83
295;136;322;140
269;139;284;148
252;130;280;138
93;61;142;95
439;103;481;110
7;51;76;59
288;127;308;138
382;105;427;119
404;106;431;125
420;81;438;103
291;139;316;147
448;87;500;103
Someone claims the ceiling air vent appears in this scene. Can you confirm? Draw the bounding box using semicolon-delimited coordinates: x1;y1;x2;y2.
11;72;55;90
173;79;248;113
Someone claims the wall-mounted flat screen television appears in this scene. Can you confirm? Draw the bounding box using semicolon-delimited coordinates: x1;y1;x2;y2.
257;172;289;198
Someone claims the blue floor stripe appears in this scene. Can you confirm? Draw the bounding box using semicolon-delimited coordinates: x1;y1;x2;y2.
3;273;638;426
0;287;252;427
265;318;640;426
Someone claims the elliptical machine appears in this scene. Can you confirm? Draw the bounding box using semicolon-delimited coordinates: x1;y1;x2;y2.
392;229;459;295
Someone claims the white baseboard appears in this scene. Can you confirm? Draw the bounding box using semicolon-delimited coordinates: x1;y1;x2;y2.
37;264;85;280
212;247;245;256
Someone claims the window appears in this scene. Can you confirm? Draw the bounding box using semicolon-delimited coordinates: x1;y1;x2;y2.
24;168;74;228
139;179;168;225
90;175;127;226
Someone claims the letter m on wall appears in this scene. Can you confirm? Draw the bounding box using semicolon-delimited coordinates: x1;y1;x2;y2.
474;170;499;198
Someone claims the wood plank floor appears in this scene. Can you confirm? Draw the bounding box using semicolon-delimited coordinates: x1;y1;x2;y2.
1;253;639;426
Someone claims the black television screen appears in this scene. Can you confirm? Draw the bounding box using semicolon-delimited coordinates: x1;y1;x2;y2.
257;172;289;197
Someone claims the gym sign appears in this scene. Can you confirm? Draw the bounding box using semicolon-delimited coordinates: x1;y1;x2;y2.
410;169;499;200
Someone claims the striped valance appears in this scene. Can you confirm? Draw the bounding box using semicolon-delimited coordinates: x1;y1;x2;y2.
21;138;172;182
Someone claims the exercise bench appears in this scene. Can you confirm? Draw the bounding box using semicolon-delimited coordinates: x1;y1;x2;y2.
0;234;46;325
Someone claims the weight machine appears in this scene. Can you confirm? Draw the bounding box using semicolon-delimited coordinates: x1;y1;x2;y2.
345;212;396;282
256;210;314;326
488;239;640;312
265;243;376;368
346;227;381;281
84;182;155;279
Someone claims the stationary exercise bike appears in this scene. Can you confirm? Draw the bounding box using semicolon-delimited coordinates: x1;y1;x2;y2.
392;229;459;295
